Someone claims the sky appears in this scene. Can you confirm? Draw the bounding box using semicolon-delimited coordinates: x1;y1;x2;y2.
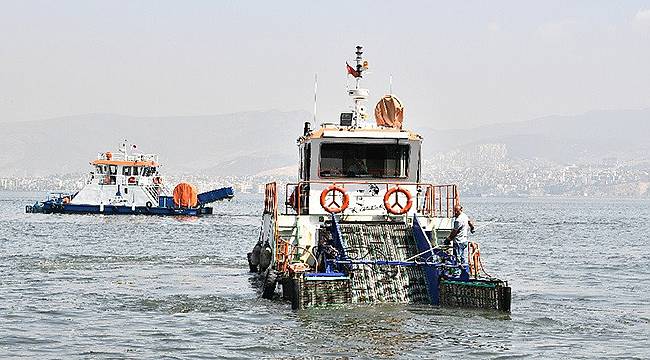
0;0;649;129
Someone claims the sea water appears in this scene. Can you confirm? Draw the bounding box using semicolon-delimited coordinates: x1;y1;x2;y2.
1;192;648;359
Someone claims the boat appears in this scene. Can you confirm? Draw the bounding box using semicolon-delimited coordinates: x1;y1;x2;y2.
247;46;511;311
25;143;234;215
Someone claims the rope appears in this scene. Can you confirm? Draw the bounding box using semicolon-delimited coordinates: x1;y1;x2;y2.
404;247;441;262
468;241;494;279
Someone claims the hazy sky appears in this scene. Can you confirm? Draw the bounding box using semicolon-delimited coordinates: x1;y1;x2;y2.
1;1;649;129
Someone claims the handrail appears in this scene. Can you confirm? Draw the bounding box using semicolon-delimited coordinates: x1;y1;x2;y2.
144;185;160;203
283;180;459;217
263;182;285;271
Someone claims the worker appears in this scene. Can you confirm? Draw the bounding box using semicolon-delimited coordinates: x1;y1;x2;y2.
445;204;475;264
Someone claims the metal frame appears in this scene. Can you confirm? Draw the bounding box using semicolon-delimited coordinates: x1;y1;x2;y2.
283;180;458;217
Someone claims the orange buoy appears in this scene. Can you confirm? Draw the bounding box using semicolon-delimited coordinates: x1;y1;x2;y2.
319;184;349;214
173;182;198;208
383;186;413;215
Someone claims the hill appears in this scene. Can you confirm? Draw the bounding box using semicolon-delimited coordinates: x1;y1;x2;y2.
420;108;650;164
1;108;648;177
0;111;309;176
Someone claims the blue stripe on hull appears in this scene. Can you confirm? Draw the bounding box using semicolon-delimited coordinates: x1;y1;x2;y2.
42;204;212;216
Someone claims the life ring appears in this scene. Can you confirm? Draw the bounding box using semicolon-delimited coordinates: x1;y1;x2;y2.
145;201;153;209
127;176;137;184
319;184;349;214
152;176;162;185
384;186;413;215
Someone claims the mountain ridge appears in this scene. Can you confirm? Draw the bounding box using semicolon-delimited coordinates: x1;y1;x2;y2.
1;108;647;176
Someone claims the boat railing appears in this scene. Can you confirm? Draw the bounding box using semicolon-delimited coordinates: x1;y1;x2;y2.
97;151;159;162
276;180;458;218
46;192;75;204
144;185;161;202
263;182;286;271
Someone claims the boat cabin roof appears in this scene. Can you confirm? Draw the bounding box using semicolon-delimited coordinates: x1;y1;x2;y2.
91;151;159;167
298;123;422;144
91;159;158;167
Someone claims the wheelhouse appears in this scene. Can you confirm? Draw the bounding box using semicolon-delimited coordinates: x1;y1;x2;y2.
89;151;162;186
299;125;422;183
279;123;453;220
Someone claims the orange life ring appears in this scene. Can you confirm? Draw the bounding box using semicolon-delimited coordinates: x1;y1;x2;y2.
384;186;413;215
152;176;162;185
128;176;137;184
319;185;349;214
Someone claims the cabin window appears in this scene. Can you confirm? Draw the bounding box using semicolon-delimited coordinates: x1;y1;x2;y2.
122;166;131;176
132;166;139;176
96;165;103;174
143;167;157;177
124;188;128;194
109;165;117;175
319;143;409;178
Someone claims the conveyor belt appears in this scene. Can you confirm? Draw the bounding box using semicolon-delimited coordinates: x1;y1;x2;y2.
338;223;429;304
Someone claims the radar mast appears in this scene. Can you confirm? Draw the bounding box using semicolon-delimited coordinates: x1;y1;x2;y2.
347;45;369;127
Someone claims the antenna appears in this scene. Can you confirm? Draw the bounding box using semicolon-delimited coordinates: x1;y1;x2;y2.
389;74;393;94
313;73;318;124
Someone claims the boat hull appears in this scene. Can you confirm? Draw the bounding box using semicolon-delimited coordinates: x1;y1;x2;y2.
26;203;213;216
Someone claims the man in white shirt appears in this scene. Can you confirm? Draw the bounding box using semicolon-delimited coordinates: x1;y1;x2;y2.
445;204;475;265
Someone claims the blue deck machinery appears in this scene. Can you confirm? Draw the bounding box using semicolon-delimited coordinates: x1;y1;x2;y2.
291;214;511;312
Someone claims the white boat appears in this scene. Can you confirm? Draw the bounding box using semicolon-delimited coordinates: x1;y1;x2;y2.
248;46;510;311
26;143;234;215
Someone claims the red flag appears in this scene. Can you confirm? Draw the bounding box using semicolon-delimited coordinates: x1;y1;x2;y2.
346;62;360;78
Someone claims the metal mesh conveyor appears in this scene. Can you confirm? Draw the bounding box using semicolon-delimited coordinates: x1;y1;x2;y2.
292;221;511;312
439;279;511;312
339;223;430;304
292;275;352;309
